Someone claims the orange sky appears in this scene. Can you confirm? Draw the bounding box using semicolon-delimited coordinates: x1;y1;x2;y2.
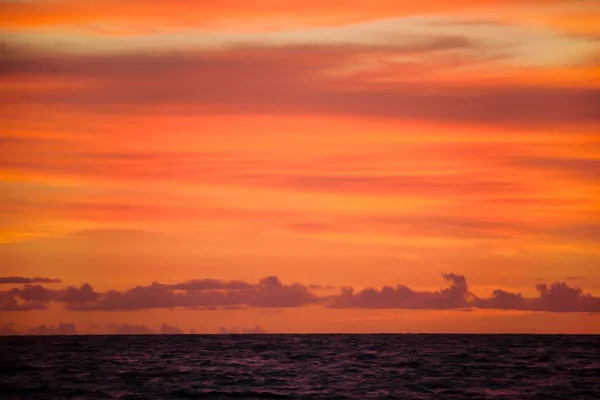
1;0;599;335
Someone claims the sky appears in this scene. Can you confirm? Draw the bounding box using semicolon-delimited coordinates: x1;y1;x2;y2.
0;0;599;335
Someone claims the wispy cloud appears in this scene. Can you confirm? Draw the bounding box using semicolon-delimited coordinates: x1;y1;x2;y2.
0;276;62;284
1;39;598;125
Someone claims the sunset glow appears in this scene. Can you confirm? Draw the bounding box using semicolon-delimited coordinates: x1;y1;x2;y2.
1;0;599;335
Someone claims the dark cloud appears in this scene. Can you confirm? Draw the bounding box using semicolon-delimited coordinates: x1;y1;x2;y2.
16;284;58;302
0;276;62;284
474;289;526;311
60;283;100;304
0;284;99;311
0;38;471;77
2;275;599;313
169;279;256;291
26;322;77;336
474;282;600;312
327;273;472;309
0;289;49;311
0;276;316;311
331;275;600;313
308;284;336;290
532;282;600;313
1;43;597;126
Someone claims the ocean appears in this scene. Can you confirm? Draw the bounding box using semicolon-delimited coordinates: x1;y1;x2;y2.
1;334;599;399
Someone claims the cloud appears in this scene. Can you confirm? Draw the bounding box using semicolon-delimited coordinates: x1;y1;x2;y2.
26;322;77;336
512;157;600;180
566;276;585;281
327;273;472;309
308;284;336;290
0;325;21;336
169;279;256;291
0;283;98;311
108;323;154;335
1;42;597;126
0;148;527;198
2;275;599;313
474;282;600;312
11;322;184;335
0;276;315;311
159;323;183;334
551;224;600;244
533;283;600;313
331;275;600;313
263;174;525;199
0;0;568;32
0;289;49;311
361;214;531;239
60;283;100;303
0;276;62;284
473;289;527;311
16;285;59;302
219;325;267;334
223;305;248;310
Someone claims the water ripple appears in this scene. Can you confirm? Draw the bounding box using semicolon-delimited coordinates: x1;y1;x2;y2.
0;334;599;399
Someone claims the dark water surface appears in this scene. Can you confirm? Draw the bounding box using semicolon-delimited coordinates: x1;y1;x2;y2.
1;334;599;399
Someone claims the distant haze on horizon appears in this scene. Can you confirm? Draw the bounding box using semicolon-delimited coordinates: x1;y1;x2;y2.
1;0;599;334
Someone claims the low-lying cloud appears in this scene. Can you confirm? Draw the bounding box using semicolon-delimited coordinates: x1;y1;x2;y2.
0;322;191;336
26;322;76;336
108;323;154;335
1;274;599;313
159;323;184;334
219;325;267;335
219;325;267;334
